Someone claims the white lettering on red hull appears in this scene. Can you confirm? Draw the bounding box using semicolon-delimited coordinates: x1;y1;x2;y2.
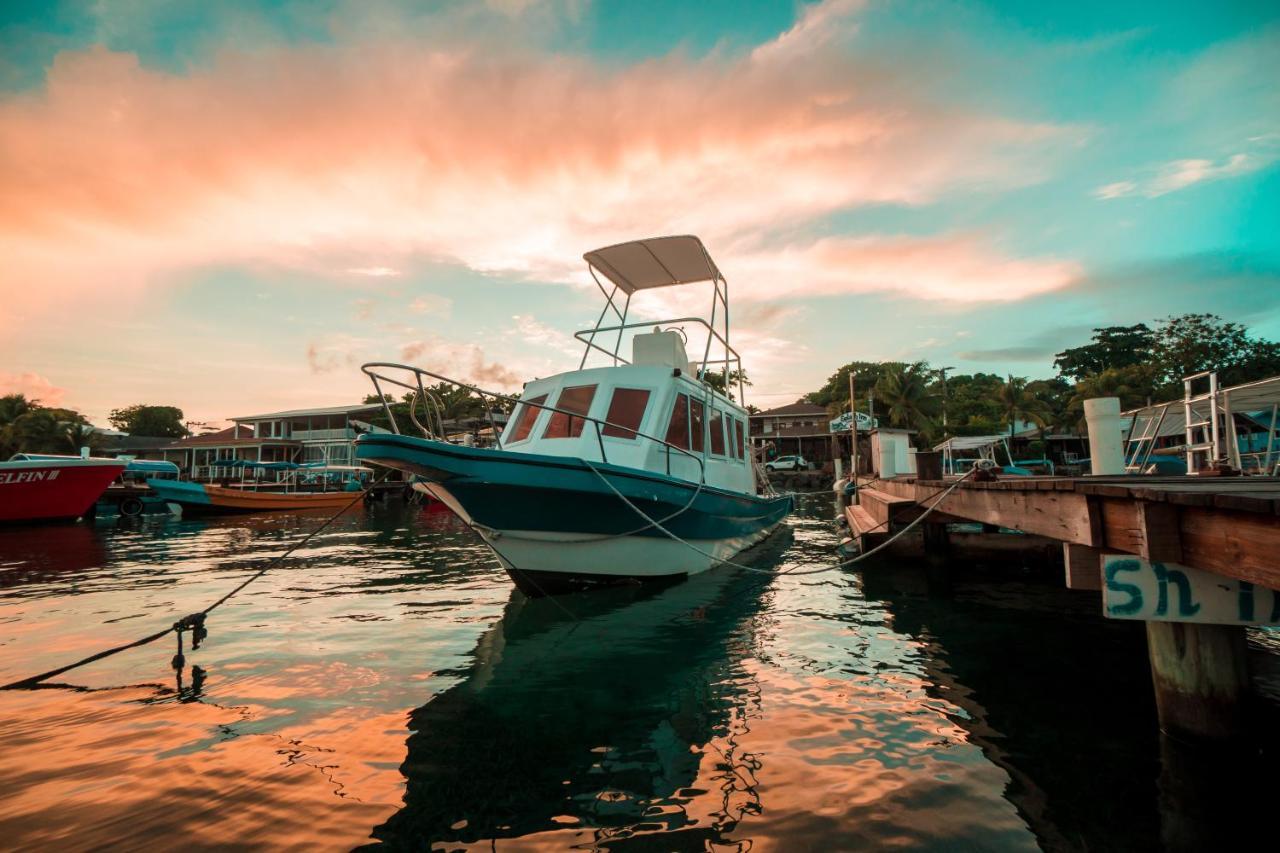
0;469;60;485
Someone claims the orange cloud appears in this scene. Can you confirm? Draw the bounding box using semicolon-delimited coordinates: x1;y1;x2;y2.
0;371;67;406
0;0;1077;328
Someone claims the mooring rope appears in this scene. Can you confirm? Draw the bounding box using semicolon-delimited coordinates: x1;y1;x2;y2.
581;461;977;577
0;472;391;691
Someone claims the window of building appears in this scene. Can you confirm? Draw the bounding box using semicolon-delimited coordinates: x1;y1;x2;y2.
734;419;745;459
602;388;651;439
665;393;690;449
510;394;547;442
690;398;705;453
709;409;726;456
543;385;597;439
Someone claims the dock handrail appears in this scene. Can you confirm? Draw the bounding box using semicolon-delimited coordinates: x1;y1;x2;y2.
360;362;726;486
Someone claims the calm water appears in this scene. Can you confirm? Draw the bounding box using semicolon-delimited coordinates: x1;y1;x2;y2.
1;497;1275;850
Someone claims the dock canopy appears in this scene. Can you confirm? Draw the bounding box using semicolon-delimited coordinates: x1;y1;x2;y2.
584;236;721;294
1125;374;1280;438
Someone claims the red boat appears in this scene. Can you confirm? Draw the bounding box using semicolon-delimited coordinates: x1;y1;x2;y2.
0;454;128;523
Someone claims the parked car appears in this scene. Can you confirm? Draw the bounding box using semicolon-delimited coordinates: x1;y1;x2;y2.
765;454;812;472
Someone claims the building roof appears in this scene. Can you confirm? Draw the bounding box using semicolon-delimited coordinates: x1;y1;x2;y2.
163;425;300;448
230;403;383;422
750;402;829;418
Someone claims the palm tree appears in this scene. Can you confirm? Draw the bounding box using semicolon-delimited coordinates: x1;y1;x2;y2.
1067;366;1158;430
875;363;940;436
996;375;1053;438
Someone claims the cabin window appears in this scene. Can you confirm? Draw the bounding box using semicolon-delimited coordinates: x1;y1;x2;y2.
690;399;706;453
734;419;745;459
665;393;690;449
602;388;651;439
544;385;597;439
510;394;547;442
709;410;726;456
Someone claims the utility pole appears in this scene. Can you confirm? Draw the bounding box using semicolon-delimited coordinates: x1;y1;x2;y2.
937;366;955;437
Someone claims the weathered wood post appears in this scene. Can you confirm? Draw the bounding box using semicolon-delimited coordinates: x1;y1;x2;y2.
1145;621;1249;742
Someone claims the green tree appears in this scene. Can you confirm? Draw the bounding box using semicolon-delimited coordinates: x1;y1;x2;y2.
875;363;940;438
701;368;752;402
807;360;905;419
108;404;188;437
1067;365;1158;428
1053;324;1154;381
995;375;1053;438
2;407;94;455
0;393;36;427
1150;313;1280;388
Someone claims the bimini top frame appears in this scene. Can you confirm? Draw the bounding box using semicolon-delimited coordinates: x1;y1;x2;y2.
577;235;745;404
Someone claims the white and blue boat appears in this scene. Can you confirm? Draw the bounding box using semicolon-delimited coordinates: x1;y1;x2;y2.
356;235;793;595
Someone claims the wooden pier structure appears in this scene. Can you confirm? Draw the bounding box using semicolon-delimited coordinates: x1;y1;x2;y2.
845;473;1280;743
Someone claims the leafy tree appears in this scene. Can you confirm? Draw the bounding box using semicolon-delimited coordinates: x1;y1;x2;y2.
701;368;752;402
875;363;940;437
0;393;36;427
1150;313;1280;388
1;407;96;456
1053;324;1154;381
1067;365;1158;427
995;375;1053;438
108;404;188;437
807;360;905;417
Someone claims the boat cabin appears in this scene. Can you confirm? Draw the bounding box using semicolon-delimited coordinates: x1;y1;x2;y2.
502;329;753;493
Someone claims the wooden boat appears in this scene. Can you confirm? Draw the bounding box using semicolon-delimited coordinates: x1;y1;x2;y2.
146;464;372;514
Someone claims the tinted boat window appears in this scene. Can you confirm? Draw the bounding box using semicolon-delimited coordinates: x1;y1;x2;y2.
543;385;597;439
709;409;726;456
665;393;690;449
734;419;745;459
510;394;547;442
602;388;651;439
690;398;705;453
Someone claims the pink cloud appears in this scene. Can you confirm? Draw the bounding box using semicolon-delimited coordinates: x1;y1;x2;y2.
0;371;67;406
730;233;1080;302
0;0;1077;329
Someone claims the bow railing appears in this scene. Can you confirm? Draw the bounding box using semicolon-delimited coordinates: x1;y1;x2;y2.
359;362;713;481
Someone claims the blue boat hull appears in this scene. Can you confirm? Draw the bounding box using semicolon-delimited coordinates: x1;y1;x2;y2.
356;434;792;593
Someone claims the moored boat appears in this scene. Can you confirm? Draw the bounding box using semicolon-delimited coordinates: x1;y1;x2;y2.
146;463;372;514
356;235;794;595
0;453;127;523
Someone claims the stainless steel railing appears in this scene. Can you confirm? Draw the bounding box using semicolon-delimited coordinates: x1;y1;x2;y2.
359;362;711;481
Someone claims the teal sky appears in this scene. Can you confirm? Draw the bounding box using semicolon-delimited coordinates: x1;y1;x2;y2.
1;0;1277;423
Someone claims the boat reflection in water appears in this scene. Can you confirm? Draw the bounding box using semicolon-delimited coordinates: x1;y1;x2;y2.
368;532;791;850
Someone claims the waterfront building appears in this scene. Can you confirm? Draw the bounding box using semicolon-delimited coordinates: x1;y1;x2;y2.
161;403;383;481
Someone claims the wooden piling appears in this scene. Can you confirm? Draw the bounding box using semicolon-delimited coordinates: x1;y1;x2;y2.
1145;621;1249;743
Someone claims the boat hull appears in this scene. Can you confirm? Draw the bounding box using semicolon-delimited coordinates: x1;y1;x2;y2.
0;459;126;523
357;434;793;594
146;479;362;514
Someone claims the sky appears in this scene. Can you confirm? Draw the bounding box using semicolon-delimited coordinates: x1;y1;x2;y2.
1;0;1278;426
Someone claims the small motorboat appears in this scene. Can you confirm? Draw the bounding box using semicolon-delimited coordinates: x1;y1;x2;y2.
146;462;372;514
0;453;127;523
356;235;794;595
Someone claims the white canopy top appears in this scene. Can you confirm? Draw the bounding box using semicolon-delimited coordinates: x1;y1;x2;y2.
584;235;721;294
1125;374;1280;438
934;435;1009;452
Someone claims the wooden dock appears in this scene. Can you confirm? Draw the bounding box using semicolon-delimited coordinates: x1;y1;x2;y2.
845;473;1280;743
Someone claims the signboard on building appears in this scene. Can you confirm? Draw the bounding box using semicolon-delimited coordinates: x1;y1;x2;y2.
828;411;878;433
1102;556;1280;626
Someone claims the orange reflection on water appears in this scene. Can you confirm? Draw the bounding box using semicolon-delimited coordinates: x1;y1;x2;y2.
0;685;406;849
